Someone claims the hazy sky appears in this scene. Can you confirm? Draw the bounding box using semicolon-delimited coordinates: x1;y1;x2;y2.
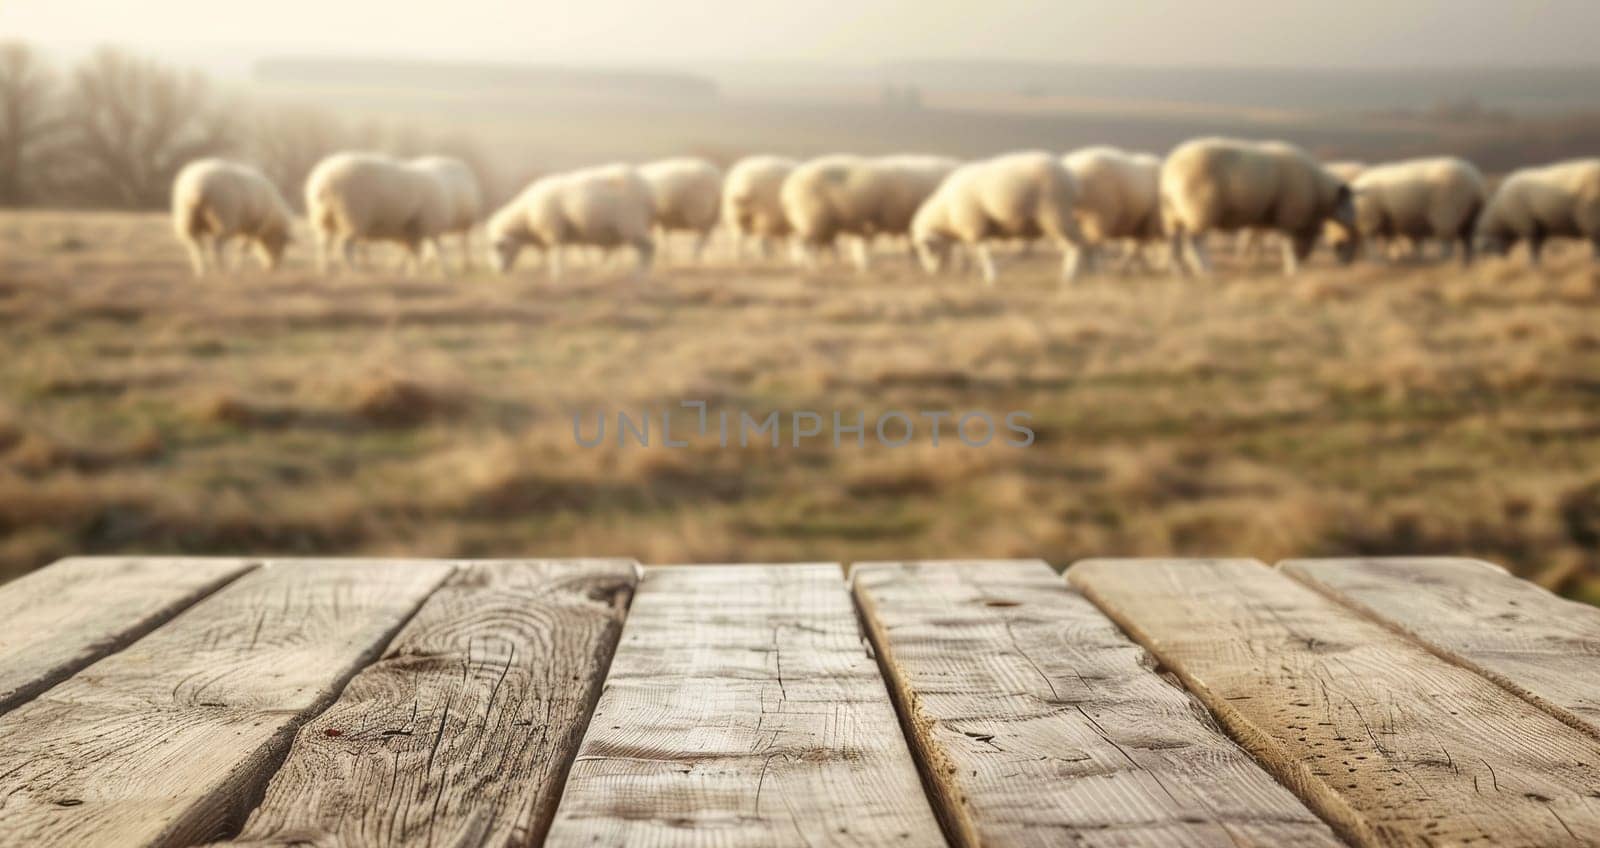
4;0;1600;69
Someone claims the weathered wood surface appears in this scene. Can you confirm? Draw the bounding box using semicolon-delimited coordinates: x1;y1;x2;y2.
0;557;255;715
852;560;1340;847
1070;558;1600;847
1284;557;1600;738
544;564;944;847
0;560;452;847
217;560;638;848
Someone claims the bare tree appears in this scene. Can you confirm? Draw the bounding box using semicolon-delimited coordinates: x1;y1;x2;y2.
248;102;349;210
0;42;62;206
59;48;235;208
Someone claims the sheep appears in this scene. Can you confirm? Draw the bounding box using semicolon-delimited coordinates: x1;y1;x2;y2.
1332;157;1487;265
1477;158;1600;265
911;151;1087;284
304;152;454;275
637;157;723;264
408;156;483;271
722;155;798;261
170;159;294;277
1232;156;1361;268
1221;162;1359;266
781;154;959;270
1061;146;1162;272
1160;137;1355;276
486;163;655;280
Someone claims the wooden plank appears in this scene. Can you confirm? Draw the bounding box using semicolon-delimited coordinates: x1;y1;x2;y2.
0;557;256;715
1283;557;1600;738
1069;558;1600;848
852;560;1340;847
0;559;452;847
544;564;944;847
216;559;638;848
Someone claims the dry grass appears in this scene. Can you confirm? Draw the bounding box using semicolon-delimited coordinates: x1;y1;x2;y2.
2;210;1599;602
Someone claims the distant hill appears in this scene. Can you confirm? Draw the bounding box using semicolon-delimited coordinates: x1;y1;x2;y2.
255;57;720;100
874;60;1600;114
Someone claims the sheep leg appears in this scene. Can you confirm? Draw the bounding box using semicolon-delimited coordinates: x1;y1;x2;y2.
975;244;998;286
184;236;208;278
635;239;655;279
1279;238;1300;276
427;239;451;278
337;237;357;274
458;231;473;273
1527;233;1546;267
850;236;872;272
1061;243;1084;283
691;231;709;265
1182;233;1211;277
547;246;564;282
211;237;231;274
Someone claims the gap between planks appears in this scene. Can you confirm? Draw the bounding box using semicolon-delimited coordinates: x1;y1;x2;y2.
851;559;1341;848
0;557;259;716
1070;557;1600;848
0;559;456;847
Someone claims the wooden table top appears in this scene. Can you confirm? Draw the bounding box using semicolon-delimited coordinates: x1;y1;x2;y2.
0;556;1596;847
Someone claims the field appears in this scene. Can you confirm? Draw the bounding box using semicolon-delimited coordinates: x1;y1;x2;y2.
2;210;1599;598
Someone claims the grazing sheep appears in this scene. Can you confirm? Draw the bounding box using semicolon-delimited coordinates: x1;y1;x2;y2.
408;156;483;271
305;152;454;275
1161;138;1355;276
638;157;723;263
1062;146;1162;272
781;154;959;270
722;155;798;260
1477;158;1600;264
1233;155;1361;268
486;163;655;279
911;151;1087;284
170;159;294;277
1333;157;1487;265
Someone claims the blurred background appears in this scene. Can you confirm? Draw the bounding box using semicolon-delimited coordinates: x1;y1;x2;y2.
1;1;1598;597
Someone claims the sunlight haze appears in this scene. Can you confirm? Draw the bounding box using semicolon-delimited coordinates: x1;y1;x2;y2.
3;0;1600;69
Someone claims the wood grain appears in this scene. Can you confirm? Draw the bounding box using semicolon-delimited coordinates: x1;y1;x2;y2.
0;559;452;847
0;556;256;715
216;559;638;848
852;560;1340;847
1070;558;1600;847
1283;557;1600;738
544;564;944;847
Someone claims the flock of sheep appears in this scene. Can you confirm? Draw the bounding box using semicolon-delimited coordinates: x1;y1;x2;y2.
170;139;1600;282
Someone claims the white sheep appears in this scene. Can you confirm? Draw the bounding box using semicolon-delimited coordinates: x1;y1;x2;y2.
170;159;294;277
781;154;959;270
1478;158;1600;264
722;155;798;261
1333;157;1487;265
304;152;454;275
911;151;1087;284
1161;137;1355;276
486;163;655;279
637;157;724;264
408;156;483;271
1061;146;1162;272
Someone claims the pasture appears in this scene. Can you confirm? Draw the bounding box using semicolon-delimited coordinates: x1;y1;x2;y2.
2;209;1599;598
